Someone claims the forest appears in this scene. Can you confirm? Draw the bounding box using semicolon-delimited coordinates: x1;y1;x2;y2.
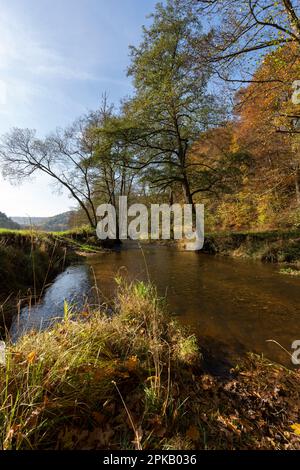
1;0;299;235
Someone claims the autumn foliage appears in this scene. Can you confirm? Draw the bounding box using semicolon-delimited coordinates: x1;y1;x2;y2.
194;43;300;231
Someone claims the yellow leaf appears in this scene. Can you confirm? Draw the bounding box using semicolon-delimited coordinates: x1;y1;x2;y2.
125;356;138;371
291;423;300;436
81;311;89;317
186;425;200;442
27;351;37;364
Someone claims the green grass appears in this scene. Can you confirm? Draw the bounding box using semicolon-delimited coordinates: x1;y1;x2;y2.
202;229;300;263
52;234;103;253
0;279;299;450
0;280;199;450
206;228;300;240
0;224;94;236
0;226;102;253
279;267;300;276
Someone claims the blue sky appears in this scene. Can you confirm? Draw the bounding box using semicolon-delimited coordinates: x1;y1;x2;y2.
0;0;159;217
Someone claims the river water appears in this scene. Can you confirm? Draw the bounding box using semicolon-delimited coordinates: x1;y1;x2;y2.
10;244;300;368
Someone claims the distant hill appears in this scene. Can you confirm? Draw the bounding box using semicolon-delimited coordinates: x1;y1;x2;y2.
0;212;20;230
11;211;73;232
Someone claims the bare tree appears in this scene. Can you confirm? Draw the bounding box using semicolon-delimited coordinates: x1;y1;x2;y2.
196;0;300;83
0;120;99;228
0;93;140;233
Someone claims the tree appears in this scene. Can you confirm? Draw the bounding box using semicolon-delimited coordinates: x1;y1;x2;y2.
118;0;222;211
0;119;100;228
90;114;138;209
233;43;300;205
89;109;140;239
0;91;140;231
190;125;251;198
196;0;300;82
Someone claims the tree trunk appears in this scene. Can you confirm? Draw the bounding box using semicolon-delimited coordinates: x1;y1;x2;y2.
182;175;195;213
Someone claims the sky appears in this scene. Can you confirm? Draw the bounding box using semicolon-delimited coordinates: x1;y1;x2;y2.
0;0;159;217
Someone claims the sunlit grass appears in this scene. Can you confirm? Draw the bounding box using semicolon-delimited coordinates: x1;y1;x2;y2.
0;278;299;450
0;279;200;450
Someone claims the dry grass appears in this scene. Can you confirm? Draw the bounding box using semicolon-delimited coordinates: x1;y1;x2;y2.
0;280;199;450
0;279;299;450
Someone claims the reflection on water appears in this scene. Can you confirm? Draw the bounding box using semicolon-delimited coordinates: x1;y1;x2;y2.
87;245;300;367
10;265;90;341
10;245;300;367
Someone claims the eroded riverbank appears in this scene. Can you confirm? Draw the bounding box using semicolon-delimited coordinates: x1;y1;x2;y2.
0;233;69;334
0;228;107;334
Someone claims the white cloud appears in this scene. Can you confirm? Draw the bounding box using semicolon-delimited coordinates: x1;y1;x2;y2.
0;80;7;105
0;7;97;133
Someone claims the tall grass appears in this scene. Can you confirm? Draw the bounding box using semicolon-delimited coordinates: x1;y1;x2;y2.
0;280;200;450
1;278;299;450
0;232;69;334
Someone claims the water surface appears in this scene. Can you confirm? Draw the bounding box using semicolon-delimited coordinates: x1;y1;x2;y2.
11;245;300;368
88;245;300;367
10;265;90;340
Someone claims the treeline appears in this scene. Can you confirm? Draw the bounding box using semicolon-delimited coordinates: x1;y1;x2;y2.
0;0;299;232
0;212;20;230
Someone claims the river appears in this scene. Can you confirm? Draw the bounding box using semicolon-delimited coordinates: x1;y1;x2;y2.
10;244;300;368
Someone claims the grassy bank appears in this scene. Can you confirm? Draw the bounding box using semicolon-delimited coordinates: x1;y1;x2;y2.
0;227;112;333
142;228;300;264
0;227;102;253
0;230;71;333
0;280;299;450
202;229;300;263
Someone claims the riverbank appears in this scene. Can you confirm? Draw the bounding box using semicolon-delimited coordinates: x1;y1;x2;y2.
202;229;300;264
2;226;300;336
0;228;98;334
143;229;300;264
0;227;117;334
1;279;299;450
0;232;68;333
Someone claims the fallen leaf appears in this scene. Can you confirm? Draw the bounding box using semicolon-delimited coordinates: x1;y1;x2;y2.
92;411;106;425
186;425;200;442
117;371;130;379
291;423;300;436
27;351;37;364
125;356;138;371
